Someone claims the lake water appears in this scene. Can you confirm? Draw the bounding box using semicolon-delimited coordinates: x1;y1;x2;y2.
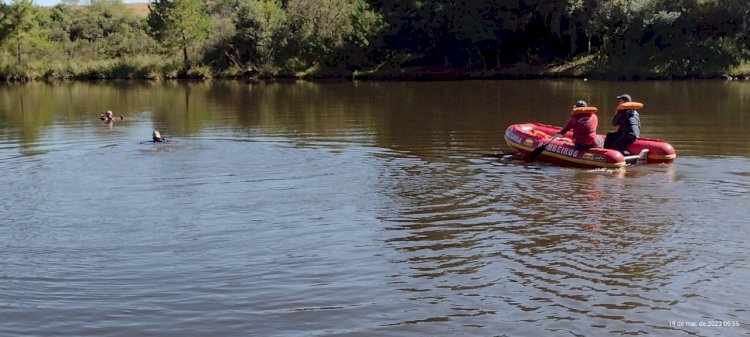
1;80;748;337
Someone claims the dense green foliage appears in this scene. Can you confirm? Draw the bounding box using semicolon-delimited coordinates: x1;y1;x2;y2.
369;0;750;79
0;0;748;80
148;0;209;64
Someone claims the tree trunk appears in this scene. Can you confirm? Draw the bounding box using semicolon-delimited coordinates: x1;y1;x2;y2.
569;19;577;56
550;11;562;38
181;31;189;65
16;34;21;65
495;39;501;69
474;47;487;71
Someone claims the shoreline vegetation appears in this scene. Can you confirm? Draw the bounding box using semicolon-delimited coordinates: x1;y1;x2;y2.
1;0;750;82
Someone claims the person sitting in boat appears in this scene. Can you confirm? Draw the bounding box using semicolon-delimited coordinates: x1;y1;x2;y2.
555;100;604;150
604;94;642;154
99;110;124;122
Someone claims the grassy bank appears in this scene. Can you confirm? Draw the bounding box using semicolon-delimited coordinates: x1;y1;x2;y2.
2;56;749;82
729;62;750;79
0;56;214;81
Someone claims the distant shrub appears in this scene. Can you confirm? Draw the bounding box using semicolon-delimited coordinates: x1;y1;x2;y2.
185;65;213;79
0;64;43;81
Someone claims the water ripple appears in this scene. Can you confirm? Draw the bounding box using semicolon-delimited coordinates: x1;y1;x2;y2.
2;106;749;336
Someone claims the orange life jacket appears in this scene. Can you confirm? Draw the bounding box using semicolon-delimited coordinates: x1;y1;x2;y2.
616;101;644;111
570;106;598;115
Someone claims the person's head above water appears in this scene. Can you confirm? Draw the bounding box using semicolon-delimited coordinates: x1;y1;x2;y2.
152;130;164;142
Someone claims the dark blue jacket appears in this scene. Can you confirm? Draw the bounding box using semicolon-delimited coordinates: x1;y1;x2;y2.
612;109;640;138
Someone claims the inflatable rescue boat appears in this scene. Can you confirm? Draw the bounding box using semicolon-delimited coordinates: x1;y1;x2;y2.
504;123;676;169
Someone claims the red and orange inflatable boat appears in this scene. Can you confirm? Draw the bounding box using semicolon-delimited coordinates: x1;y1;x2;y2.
504;123;676;169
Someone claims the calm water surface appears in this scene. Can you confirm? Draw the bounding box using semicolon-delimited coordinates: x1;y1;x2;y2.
1;80;749;336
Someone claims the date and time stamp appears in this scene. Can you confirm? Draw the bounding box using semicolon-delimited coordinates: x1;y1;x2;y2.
669;320;742;328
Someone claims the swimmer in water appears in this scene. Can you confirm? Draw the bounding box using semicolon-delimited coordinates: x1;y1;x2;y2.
100;110;124;122
152;130;166;142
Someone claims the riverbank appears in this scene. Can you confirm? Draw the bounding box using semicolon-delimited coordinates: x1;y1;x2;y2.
355;56;750;81
8;0;750;85
2;56;749;82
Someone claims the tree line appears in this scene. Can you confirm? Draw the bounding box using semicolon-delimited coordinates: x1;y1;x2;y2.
0;0;748;81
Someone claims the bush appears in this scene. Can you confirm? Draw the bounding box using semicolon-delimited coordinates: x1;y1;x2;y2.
185;65;213;79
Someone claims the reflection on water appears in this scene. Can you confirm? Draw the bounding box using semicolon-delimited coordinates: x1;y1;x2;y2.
0;81;748;337
379;158;692;334
3;80;749;157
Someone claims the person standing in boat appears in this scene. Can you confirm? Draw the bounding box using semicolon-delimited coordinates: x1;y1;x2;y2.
555;100;604;150
604;94;642;154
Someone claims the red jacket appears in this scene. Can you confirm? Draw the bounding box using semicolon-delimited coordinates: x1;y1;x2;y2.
559;107;599;147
